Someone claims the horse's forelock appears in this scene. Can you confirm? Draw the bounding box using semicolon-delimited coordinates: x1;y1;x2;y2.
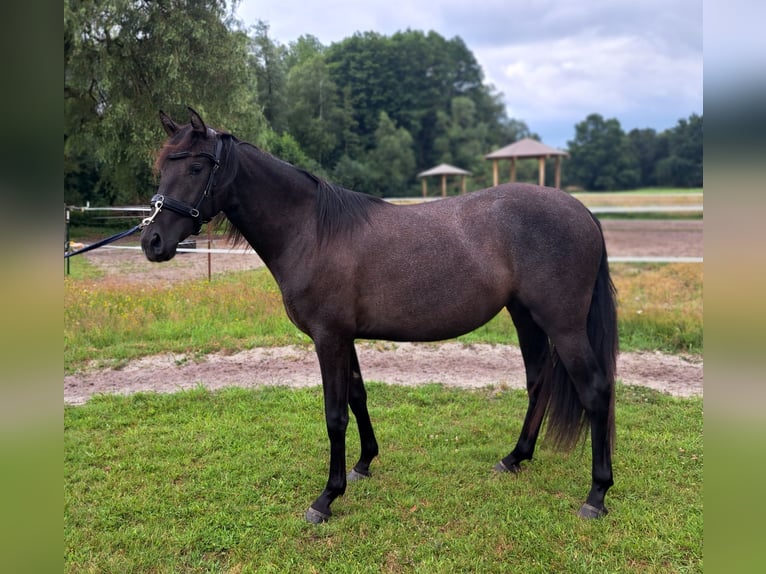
154;128;193;174
153;126;219;175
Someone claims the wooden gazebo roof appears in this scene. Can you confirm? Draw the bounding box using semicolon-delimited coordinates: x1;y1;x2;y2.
485;138;569;188
417;163;471;197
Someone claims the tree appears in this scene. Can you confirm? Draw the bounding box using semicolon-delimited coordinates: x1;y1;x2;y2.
64;0;267;205
366;112;416;197
627;127;668;187
246;28;528;192
655;114;703;187
249;20;289;134
567;114;640;191
331;154;373;193
434;97;489;175
283;37;346;168
325;30;516;172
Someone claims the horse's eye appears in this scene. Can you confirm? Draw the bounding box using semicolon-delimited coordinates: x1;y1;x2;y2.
190;163;203;175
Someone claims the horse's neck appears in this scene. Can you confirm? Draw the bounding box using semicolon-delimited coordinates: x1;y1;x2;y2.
224;146;317;273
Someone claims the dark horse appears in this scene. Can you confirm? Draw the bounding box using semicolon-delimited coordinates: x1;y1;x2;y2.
141;108;618;523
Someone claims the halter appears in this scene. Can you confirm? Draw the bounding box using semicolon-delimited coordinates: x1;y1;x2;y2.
142;131;225;235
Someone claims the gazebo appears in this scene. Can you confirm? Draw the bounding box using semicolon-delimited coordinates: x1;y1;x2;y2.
417;163;471;198
485;138;569;189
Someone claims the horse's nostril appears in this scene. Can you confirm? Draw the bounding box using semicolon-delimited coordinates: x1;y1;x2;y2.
141;231;164;260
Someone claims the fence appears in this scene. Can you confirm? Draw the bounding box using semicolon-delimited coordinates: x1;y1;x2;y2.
65;199;703;277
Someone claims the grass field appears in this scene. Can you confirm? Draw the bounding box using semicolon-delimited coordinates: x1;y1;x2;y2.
572;189;703;208
65;383;702;573
64;262;702;374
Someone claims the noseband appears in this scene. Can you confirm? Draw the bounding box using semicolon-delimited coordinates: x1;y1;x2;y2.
142;132;225;235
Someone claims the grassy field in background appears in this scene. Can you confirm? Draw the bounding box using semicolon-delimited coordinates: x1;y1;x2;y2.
65;383;702;573
64;262;702;374
572;189;703;206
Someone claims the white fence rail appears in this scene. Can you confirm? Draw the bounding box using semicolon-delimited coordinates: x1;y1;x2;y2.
67;200;703;264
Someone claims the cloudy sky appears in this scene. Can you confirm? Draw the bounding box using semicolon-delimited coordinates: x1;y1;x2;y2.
235;0;702;149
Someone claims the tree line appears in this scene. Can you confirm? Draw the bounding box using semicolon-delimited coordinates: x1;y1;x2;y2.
64;1;702;206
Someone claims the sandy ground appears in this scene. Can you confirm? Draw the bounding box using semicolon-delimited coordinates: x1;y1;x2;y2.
65;219;703;405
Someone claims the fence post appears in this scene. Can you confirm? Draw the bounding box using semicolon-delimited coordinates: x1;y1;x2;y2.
207;226;212;282
65;205;70;276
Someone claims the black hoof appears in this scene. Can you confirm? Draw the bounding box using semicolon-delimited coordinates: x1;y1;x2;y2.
305;506;331;524
347;468;370;482
578;503;608;519
493;460;522;473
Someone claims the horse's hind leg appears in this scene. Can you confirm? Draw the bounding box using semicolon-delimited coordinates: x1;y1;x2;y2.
495;301;549;473
552;333;614;518
347;345;379;481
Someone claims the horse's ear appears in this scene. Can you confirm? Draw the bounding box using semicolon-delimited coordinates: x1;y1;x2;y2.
188;107;208;135
159;110;179;136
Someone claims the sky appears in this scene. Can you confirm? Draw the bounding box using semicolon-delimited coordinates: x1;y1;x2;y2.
235;0;703;149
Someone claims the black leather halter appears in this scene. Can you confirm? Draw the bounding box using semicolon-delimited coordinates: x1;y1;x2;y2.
142;133;225;235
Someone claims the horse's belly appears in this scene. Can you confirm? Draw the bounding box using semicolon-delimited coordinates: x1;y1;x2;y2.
356;289;506;342
350;226;515;341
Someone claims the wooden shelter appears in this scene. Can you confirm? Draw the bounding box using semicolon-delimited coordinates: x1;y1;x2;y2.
417;163;471;197
485;138;569;189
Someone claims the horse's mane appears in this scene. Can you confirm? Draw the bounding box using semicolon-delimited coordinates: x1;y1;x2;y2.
309;173;385;244
218;142;384;247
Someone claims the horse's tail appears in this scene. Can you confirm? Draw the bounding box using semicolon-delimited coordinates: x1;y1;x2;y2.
534;215;618;452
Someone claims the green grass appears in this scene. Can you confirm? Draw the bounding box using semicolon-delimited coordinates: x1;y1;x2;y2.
572;190;702;207
612;263;702;353
575;191;703;197
64;269;311;372
65;383;702;573
573;190;703;219
65;255;105;280
64;264;702;373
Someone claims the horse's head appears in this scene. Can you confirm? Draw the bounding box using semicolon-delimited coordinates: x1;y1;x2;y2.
141;108;226;262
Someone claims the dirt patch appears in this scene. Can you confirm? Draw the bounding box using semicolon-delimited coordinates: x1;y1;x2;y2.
67;219;703;405
64;342;702;406
600;219;702;258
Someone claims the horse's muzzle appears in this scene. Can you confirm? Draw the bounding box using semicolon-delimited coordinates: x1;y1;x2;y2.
141;229;177;262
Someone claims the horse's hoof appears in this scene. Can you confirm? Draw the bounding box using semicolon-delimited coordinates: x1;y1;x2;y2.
493;460;521;474
305;506;331;524
347;468;370;482
578;503;608;519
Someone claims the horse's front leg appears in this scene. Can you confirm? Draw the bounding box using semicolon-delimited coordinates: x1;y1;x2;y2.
305;336;352;524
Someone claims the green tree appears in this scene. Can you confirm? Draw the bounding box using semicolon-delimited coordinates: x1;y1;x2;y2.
655;114;703;187
567;114;640;191
331;154;373;193
64;0;266;205
627;127;668;187
434;97;491;174
283;37;346;168
367;111;416;196
249;20;289;134
249;28;528;192
325;30;515;172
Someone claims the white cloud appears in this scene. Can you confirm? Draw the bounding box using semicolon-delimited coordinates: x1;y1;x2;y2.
477;29;702;124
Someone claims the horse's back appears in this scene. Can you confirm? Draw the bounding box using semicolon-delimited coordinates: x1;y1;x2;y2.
371;183;601;269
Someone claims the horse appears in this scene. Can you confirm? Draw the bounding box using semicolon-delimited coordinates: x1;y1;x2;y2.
141;108;618;523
